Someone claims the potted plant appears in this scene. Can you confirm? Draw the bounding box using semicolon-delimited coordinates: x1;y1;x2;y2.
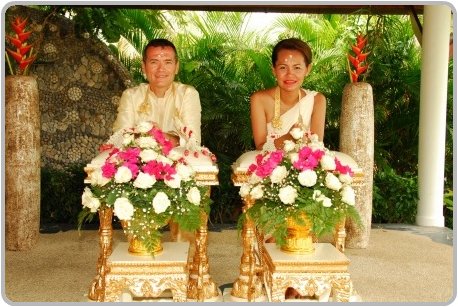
238;128;362;253
80;121;213;255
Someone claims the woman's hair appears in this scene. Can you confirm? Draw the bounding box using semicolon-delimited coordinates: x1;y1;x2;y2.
271;38;312;66
142;38;178;62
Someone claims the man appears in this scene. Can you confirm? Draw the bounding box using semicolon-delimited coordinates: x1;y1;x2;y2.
113;38;201;148
113;38;202;242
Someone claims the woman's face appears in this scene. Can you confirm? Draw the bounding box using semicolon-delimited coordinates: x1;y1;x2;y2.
273;49;311;91
142;46;179;91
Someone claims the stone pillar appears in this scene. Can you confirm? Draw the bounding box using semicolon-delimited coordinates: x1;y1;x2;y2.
5;75;41;251
339;82;374;248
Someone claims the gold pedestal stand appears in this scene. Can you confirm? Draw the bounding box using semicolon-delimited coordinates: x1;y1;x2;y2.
230;196;266;301
88;208;113;301
186;210;221;301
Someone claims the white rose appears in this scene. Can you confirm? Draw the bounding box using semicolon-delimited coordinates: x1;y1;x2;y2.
81;187;101;213
339;173;353;184
239;184;251;198
325;173;342;191
133;172;156;189
283;140;296;152
90;168;111;187
250;185;264;200
136;121;153;133
187;187;201;205
113;197;134;220
290;127;304;140
270;165;288;183
298;169;317;187
319;195;333;207
289;152;299;164
168;149;183;161
341;186;356;206
136;136;157;148
320;154;336;171
279;185;298;204
152;191;171;214
114;166;133;183
122;133;135;146
139;149;159;162
165;175;182;189
176;163;194;181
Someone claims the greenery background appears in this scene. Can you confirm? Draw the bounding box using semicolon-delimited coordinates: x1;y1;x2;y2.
36;7;453;229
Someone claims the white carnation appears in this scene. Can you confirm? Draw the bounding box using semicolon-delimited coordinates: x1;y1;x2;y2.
136;121;153;133
133;172;156;189
168;148;183;161
152;192;171;214
122;133;135;146
270;165;288;183
165;175;182;189
113;197;134;220
90;168;111;187
341;186;356;206
239;184;251;198
298;169;317;187
186;187;201;205
157;155;173;165
279;185;297;204
176;163;194;181
289;152;299;164
250;185;264;200
283;140;296;152
339;173;353;184
248;174;262;184
81;187;101;213
312;190;322;200
114;166;133;183
319;195;333;207
139;149;159;162
320;154;336;171
290;127;304;140
136;136;157;148
325;173;342;191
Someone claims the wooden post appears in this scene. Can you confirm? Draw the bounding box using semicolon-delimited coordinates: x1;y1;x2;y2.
340;82;374;248
5;75;41;250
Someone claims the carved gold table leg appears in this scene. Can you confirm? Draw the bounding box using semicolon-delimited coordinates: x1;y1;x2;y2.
187;209;219;301
88;208;113;301
333;217;346;252
231;196;265;301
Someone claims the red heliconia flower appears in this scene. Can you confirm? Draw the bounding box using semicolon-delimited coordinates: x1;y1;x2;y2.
347;33;370;83
5;16;37;75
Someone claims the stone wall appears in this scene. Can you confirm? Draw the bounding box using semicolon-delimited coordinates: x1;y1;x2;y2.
5;5;134;170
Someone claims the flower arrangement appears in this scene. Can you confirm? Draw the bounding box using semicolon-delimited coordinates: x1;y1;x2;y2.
238;128;361;246
80;121;213;253
347;33;370;83
5;16;37;75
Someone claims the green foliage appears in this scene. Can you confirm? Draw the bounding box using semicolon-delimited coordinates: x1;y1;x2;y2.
373;168;418;224
42;8;453;227
41;164;87;225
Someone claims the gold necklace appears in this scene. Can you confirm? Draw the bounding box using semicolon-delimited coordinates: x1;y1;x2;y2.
272;86;302;129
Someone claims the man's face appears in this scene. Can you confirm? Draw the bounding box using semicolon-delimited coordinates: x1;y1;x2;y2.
142;46;179;91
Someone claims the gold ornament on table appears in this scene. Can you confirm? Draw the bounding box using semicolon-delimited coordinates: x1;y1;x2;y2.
238;129;362;253
281;213;314;254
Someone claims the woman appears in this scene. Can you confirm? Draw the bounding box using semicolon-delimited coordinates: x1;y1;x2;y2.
250;38;326;151
250;38;327;300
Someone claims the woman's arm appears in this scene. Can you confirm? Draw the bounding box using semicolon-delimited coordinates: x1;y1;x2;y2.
310;92;326;141
250;92;268;150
